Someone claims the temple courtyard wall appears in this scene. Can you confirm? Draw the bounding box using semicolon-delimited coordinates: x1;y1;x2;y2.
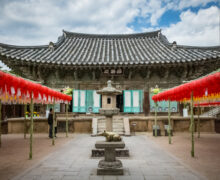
5;114;218;134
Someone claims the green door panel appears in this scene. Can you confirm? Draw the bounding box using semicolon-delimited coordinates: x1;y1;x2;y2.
123;90;143;113
72;90;100;113
93;91;100;113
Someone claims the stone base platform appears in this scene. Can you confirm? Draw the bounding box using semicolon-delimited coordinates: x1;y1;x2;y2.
92;148;129;157
97;167;123;175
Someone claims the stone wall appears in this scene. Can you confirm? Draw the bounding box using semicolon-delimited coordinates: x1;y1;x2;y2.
8;118;49;133
6;115;216;134
129;116;216;134
7;117;92;134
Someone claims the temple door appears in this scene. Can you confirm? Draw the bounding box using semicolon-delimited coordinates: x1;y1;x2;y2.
93;91;101;113
86;90;93;113
123;90;143;113
73;90;100;113
73;90;86;113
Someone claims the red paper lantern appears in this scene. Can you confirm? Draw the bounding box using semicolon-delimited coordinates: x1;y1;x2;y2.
0;71;6;92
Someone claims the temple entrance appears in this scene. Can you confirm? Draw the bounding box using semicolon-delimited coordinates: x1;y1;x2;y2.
116;94;123;112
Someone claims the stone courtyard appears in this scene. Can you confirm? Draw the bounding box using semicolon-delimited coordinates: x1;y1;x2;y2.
11;134;206;180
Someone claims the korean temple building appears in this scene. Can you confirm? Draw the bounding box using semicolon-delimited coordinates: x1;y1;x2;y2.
0;30;220;115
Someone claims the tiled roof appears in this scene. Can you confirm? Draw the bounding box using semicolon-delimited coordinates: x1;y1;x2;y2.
0;30;219;66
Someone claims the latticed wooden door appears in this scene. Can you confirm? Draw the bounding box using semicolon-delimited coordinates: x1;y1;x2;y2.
123;90;143;113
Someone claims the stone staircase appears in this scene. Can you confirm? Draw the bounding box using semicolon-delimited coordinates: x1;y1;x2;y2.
112;117;124;135
93;116;130;135
97;118;106;133
201;107;220;117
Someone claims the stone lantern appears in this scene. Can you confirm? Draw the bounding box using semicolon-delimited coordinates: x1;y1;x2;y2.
97;80;122;131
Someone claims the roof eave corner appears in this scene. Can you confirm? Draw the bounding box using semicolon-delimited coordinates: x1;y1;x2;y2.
62;29;67;38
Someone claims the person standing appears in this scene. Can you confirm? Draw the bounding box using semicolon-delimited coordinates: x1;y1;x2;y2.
48;108;57;138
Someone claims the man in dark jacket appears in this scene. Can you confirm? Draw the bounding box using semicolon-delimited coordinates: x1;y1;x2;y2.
48;108;57;138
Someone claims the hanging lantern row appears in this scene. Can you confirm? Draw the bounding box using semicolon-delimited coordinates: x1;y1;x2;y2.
0;71;72;104
152;72;220;102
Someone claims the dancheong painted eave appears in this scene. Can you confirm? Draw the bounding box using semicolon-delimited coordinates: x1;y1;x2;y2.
0;29;220;67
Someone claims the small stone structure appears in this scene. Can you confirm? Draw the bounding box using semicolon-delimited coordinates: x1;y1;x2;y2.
97;80;122;132
95;141;125;175
92;131;129;158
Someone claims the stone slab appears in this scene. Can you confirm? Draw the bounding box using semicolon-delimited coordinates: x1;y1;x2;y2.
92;118;98;135
123;117;131;136
91;148;129;157
95;141;125;149
97;167;123;175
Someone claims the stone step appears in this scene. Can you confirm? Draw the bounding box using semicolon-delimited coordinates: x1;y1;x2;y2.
98;122;106;124
98;121;106;123
113;126;124;129
113;128;124;131
113;128;123;130
97;117;125;134
113;123;124;126
113;120;123;123
113;129;124;131
112;131;124;134
113;123;123;125
98;124;106;127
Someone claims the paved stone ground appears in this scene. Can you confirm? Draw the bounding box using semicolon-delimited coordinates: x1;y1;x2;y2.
13;134;206;180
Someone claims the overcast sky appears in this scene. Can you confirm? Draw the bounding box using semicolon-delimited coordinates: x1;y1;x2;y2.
0;0;220;70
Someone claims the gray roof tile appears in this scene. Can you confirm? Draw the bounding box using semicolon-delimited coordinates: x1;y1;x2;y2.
0;30;220;66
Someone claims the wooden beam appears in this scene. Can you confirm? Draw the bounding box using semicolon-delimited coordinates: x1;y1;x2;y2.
198;104;200;138
52;98;55;146
24;104;27;139
0;99;2;147
66;104;69;138
154;102;158;137
190;91;195;157
29;92;33;159
168;100;171;144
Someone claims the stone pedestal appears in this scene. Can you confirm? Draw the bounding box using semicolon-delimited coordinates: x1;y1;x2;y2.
106;117;112;132
91;148;129;157
95;141;125;175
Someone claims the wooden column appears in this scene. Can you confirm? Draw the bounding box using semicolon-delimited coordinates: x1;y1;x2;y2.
0;99;2;147
154;102;158;137
29;92;34;159
197;104;200;138
190;91;195;157
52;98;55;146
65;103;68;138
143;91;150;115
168;100;171;144
24;104;27;139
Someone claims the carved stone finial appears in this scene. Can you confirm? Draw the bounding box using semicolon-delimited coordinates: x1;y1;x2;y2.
48;41;54;51
107;80;112;87
172;41;177;50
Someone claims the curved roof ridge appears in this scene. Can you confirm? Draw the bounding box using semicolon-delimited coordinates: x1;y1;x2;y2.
174;44;220;50
0;34;65;49
0;42;48;49
63;29;161;39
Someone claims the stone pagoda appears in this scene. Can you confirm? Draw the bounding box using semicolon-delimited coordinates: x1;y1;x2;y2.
97;80;122;132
